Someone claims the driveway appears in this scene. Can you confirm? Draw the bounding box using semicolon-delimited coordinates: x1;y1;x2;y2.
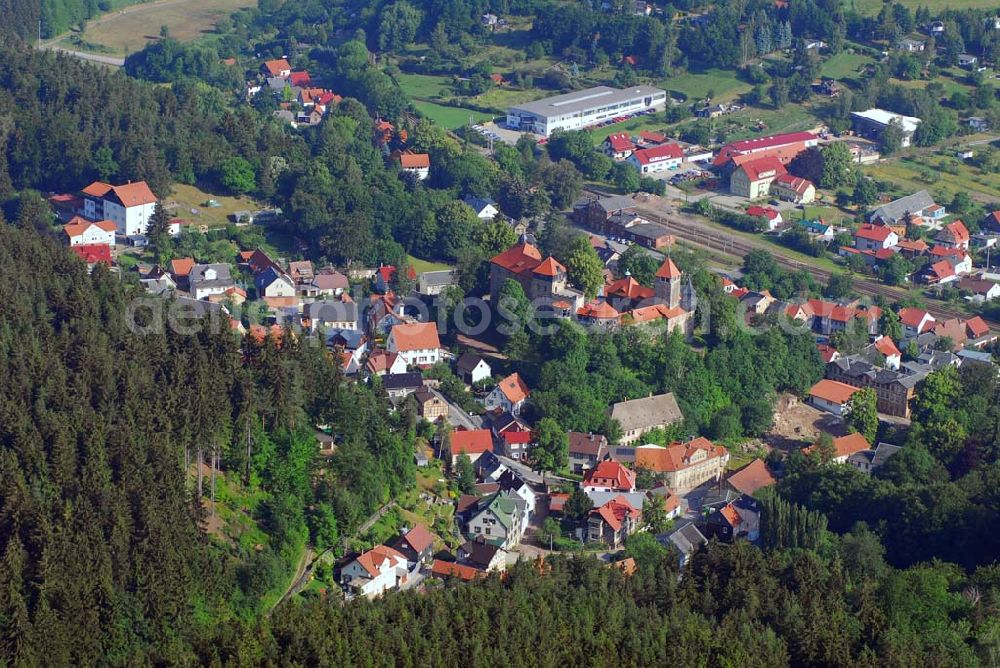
438;390;483;431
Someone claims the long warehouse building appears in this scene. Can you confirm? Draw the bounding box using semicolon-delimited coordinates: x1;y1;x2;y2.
506;85;668;136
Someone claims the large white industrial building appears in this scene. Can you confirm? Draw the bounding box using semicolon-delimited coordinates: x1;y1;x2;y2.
506;85;668;136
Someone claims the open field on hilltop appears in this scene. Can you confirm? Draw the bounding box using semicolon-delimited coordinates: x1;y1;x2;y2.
166;182;263;227
412;100;495;128
49;0;254;55
851;0;1000;14
865;155;1000;203
662;68;751;102
820;51;874;79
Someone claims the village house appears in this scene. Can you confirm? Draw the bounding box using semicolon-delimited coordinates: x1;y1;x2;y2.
958;276;1000;303
609;392;684;445
386;322;443;367
81;180;157;236
582;460;637;493
848;442;902;475
63;217;116;247
587;496;641;548
462;195;499;220
457;538;507;572
626;143;685;174
866;336;903;370
935;220;971;250
413;387;448;421
897;37;926;51
803;432;871;464
382;372;425;399
799;218;836;241
746;205;783;230
703;495;761;543
770;173;816;204
851;109;921;147
807;378;860;416
387;524;437;566
397;152;431;180
261;58;291;78
188;264;235;301
603;132;636;160
854;224;899;251
255;266;297;305
712;131;818;169
568;432;609;473
898;307;936;338
71;244;112;269
730;156;786;199
659;521;708;568
725;459;777;497
456;353;492;385
304;299;359;332
465;491;527;549
366;350;408;377
450;428;495;466
633;437;730;494
340;545;409;599
869;190;941;226
484;372;530;416
417;270;457;296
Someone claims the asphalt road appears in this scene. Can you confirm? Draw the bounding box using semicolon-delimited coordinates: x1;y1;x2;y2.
43;47;125;66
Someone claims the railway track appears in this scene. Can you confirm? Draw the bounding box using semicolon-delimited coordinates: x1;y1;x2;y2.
622;202;995;328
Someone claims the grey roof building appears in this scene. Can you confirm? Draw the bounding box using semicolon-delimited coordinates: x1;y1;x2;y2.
869;190;936;225
608;392;683;445
417;270;457;296
658;520;708;568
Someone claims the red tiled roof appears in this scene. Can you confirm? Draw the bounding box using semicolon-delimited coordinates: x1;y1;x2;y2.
634;437;727;473
966;316;990;338
399;152;430;169
431;559;484;581
719;504;742;528
451;429;494;456
578;300;621;320
106;181;157;207
401;524;435;554
288;70;311;86
726;459;777;495
874;336;901;357
926;260;955;281
738;156;787;182
938;220;970;244
532;256;566;277
639;130;668;144
263;58;291;76
655;256;682;279
626;303;687;323
804;432;871;459
496;372;530;404
899;307;933;330
855;224;895;242
583;460;636;490
808;379;859;405
605;132;634;152
63;219;116;238
70;244;112;265
631;143;684;166
390;322;441;352
726;131;816;153
593;496;640;532
81;181;113;197
773;173;813;194
491;242;543;275
817;343;838;363
746;205;780;220
170;257;195;277
354;545;407;577
896;238;929;252
605;276;655;300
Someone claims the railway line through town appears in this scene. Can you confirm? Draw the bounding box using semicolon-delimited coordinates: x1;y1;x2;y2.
583;191;996;328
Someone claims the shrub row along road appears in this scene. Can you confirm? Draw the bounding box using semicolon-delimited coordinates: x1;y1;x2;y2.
584;190;995;328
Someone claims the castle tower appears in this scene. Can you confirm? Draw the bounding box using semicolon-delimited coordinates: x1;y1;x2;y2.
654;256;682;309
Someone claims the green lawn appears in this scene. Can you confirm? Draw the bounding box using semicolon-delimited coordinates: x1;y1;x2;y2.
865;155;1000;202
408;255;454;273
412;101;495;129
850;0;1000;14
820;52;874;79
396;73;453;100
662;68;752;102
587;115;670;141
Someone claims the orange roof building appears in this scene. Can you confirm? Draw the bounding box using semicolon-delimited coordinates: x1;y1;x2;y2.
803;432;871;463
582;460;636;493
807;379;860;415
634;437;730;493
725;459;777;496
488;242;570;301
262;58;292;77
386;322;442;366
450;428;495;464
80;180;157;236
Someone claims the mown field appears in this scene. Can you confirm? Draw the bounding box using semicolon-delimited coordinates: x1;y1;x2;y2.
852;0;1000;14
412;100;494;129
865;154;1000;203
661;67;751;102
50;0;254;55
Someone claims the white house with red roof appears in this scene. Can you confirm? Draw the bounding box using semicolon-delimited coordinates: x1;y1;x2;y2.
626;143;684;174
386;322;442;367
854;224;899;251
770;173;816;204
63;216;116;246
449;428;495;466
713;131;818;168
340;545;409;598
803;432;871;464
485;372;531;416
587;495;641;548
582;460;637;493
730;156;787;198
81;180;157;236
602;132;635;160
898;307;936;338
397;152;430;180
869;336;902;370
261;58;291;78
746;205;783;230
807;379;860;416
